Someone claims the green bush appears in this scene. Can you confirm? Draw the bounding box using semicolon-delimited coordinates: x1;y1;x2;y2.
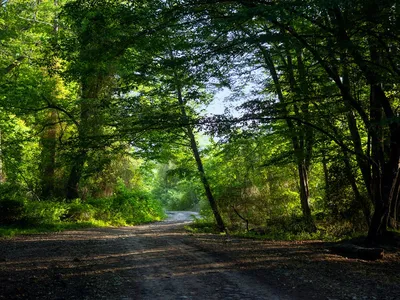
86;197;112;221
63;200;95;222
0;181;165;237
22;200;68;225
84;183;165;225
265;215;314;234
110;185;165;224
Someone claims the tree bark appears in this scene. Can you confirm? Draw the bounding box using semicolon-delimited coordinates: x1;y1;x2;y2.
322;153;329;201
40;110;57;199
66;152;85;200
367;84;390;243
65;76;101;200
297;162;313;225
388;168;400;229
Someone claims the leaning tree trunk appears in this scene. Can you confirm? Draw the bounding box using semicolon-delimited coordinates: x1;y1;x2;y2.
173;71;226;233
186;126;226;233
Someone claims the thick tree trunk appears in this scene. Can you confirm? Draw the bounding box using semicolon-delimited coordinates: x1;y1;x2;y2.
388;169;400;229
367;83;386;243
298;163;310;216
65;77;100;200
366;83;400;243
66;153;86;200
40;110;57;199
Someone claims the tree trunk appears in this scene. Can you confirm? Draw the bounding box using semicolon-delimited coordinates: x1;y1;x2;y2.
259;45;316;230
66;152;86;200
367;84;391;243
342;151;371;226
297;161;315;229
388;169;400;229
341;57;372;199
40;110;57;199
322;153;329;201
295;49;316;230
172;69;226;233
65;76;100;200
187;127;226;233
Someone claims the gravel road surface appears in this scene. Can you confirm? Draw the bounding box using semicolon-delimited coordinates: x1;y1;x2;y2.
0;211;287;300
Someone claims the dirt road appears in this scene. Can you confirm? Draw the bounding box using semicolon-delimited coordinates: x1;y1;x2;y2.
1;212;400;300
0;212;284;300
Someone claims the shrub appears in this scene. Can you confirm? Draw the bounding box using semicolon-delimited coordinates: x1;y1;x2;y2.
22;200;68;225
0;181;165;237
63;200;95;222
111;187;165;224
265;215;315;234
86;184;165;225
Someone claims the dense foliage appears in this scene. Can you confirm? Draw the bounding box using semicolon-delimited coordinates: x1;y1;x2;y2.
1;0;400;244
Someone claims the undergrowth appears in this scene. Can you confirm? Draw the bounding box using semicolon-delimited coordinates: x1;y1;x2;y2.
0;184;165;237
185;214;368;242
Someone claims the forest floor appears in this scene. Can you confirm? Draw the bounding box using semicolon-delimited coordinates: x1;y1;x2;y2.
0;212;400;300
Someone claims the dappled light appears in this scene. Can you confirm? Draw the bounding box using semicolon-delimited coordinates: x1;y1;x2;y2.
2;0;400;298
0;218;282;299
2;214;400;299
2;216;399;299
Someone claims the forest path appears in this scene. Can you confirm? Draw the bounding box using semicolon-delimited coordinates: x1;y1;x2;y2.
1;212;400;299
0;211;285;300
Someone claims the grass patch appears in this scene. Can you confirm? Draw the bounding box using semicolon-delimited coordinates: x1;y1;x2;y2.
0;222;100;238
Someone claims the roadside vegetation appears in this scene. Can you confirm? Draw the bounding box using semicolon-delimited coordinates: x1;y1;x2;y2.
1;0;400;248
0;182;165;237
